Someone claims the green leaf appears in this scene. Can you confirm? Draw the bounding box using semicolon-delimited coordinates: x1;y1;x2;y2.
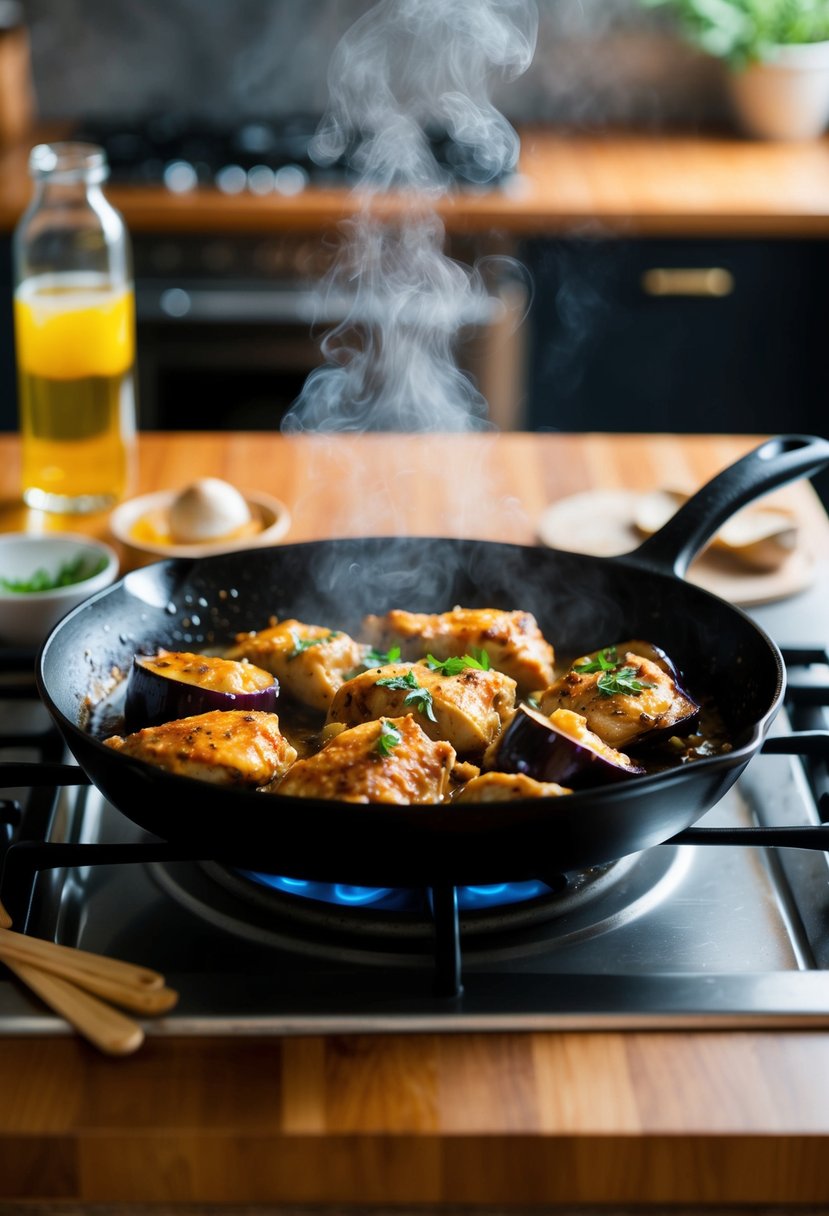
596;666;658;698
638;0;829;65
376;670;437;722
375;719;402;757
573;646;619;675
376;670;420;692
363;644;402;668
287;630;338;660
403;686;438;722
425;649;491;676
0;554;107;594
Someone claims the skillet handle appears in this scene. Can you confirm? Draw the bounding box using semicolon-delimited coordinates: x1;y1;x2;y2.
627;434;829;580
0;762;91;789
668;824;829;850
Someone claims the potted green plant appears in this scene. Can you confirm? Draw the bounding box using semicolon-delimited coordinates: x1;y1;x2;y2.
642;0;829;139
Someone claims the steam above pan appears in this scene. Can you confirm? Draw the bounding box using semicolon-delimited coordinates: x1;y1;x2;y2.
282;0;538;436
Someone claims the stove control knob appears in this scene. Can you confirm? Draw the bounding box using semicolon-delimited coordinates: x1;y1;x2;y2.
274;164;309;196
163;160;198;194
247;164;276;195
216;164;247;195
160;288;192;318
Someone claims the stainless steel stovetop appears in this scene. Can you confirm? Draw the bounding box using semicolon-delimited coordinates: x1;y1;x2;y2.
2;570;829;1034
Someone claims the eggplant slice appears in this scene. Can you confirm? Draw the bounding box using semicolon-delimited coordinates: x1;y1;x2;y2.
487;704;646;788
125;650;279;731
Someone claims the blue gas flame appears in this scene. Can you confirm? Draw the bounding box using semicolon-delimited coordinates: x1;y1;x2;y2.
240;872;550;911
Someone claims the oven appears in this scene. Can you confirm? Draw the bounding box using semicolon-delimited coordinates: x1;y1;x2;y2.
132;231;528;435
2;570;829;1034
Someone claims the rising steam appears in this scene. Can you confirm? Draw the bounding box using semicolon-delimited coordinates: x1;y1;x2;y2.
281;0;538;434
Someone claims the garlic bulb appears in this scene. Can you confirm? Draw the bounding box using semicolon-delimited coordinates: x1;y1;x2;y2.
168;478;252;543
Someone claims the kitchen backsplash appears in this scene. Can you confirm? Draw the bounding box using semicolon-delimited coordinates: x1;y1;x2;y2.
20;0;726;129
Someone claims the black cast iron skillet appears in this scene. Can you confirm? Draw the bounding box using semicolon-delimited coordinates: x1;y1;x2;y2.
20;435;829;885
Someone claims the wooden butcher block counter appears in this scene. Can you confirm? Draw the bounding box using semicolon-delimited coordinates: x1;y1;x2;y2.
1;432;829;1209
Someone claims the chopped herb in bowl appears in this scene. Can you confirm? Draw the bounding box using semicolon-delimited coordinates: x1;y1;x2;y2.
0;534;118;646
1;554;108;594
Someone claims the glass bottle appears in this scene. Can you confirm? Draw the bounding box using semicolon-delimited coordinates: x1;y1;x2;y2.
12;142;137;513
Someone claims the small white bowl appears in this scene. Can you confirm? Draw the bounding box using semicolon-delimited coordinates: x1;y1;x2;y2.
109;487;291;560
0;533;119;647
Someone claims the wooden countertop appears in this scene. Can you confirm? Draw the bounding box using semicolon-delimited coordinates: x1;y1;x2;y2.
1;430;827;561
3;126;829;237
1;431;829;1208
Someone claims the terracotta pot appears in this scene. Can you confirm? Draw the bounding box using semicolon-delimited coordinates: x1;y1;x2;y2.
728;39;829;140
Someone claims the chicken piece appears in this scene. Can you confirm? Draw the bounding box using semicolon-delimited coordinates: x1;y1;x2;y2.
361;607;554;694
455;771;571;802
104;709;297;786
326;661;516;758
538;652;698;750
273;714;455;804
226;619;364;713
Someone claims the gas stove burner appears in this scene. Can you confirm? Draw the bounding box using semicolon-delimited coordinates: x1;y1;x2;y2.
141;846;690;970
215;852;674;944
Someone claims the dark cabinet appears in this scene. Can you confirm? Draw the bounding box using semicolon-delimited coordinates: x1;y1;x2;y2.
525;237;829;438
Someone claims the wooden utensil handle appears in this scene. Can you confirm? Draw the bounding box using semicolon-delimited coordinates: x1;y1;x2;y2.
0;938;177;1014
0;926;164;990
4;958;145;1056
0;898;10;930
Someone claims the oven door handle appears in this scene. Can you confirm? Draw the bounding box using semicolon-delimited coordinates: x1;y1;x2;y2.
135;286;506;327
136;286;328;325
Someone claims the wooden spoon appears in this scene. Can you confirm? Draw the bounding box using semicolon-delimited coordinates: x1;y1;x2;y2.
0;934;177;1014
4;956;145;1055
0;897;10;930
0;926;165;990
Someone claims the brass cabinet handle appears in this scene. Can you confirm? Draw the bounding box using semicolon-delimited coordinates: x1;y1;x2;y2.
641;267;735;298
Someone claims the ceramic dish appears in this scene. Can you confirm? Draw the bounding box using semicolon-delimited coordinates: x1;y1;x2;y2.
109;488;291;560
536;490;813;608
0;533;119;646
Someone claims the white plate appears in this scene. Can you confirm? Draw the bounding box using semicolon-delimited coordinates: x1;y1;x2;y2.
536;490;814;608
109;488;291;560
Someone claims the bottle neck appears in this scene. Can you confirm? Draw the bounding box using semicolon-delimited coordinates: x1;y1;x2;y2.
14;176;130;288
33;176;106;209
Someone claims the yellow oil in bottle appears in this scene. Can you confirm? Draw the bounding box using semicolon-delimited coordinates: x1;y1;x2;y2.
14;273;136;511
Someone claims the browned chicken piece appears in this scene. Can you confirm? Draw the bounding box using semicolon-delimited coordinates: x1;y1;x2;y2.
361;607;554;694
538;652;696;750
226;619;365;713
326;661;516;758
104;710;297;786
455;771;571;802
273;715;455;804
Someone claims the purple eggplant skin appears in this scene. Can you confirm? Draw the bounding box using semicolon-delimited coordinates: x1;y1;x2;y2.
490;705;645;790
124;653;279;732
